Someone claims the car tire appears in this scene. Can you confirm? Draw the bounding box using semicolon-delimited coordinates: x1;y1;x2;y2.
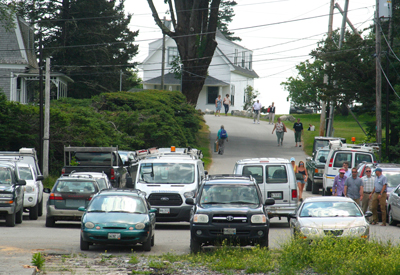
80;236;90;251
311;181;319;194
388;208;398;226
16;207;23;224
306;177;312;192
143;232;152;252
5;213;16;227
190;237;201;253
38;198;43;217
29;203;39;220
151;235;155;247
45;217;55;227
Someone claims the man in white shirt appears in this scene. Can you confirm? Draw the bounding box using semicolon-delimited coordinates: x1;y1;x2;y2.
252;100;262;124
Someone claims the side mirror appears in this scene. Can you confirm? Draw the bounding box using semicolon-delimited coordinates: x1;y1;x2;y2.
78;206;86;212
264;198;275;206
37;175;44;181
185;198;195;205
43;188;51;193
364;211;373;218
17;179;26;186
126;177;134;188
288;212;297;219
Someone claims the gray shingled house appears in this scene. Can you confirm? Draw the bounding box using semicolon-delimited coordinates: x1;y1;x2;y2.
0;16;72;103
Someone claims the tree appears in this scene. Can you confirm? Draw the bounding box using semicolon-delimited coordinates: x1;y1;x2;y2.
147;0;222;104
243;85;259;110
218;0;240;41
0;1;16;31
17;0;140;98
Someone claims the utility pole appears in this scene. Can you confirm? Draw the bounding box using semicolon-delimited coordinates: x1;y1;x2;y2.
38;31;44;171
43;58;50;177
161;16;166;90
320;0;335;137
119;69;122;91
376;0;382;161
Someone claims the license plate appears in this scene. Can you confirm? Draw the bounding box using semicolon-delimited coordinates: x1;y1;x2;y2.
108;233;120;240
270;192;283;199
159;208;170;214
223;228;236;235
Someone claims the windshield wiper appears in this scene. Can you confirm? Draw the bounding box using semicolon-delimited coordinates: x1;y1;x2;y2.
88;210;105;213
229;201;256;204
202;201;227;204
108;210;133;213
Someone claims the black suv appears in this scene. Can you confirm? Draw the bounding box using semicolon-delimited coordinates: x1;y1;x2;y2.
186;175;275;253
0;163;26;227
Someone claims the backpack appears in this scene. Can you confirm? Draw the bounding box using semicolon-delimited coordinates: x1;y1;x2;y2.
220;129;227;139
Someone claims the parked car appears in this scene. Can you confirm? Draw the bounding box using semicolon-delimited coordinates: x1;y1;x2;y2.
44;175;100;227
289;106;313;115
289;196;372;240
69;172;112;191
186;175;275;253
233;158;298;223
388;184;400;226
356;162;375;178
79;189;156;251
0;163;26;227
306;148;330;194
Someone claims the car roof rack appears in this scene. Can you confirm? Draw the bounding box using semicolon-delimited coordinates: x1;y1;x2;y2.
329;140;378;152
206;174;254;181
135;146;203;160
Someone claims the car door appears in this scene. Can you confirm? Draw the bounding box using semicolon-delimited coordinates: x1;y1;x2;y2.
242;165;264;198
390;186;400;220
265;164;290;207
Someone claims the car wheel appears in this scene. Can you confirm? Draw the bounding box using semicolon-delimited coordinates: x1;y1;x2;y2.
306;177;312;192
29;203;39;220
80;235;90;251
38;198;43;217
45;217;55;227
388;208;398;226
16;207;23;224
143;233;152;252
151;235;155;247
190;237;201;253
5;213;16;227
311;181;319;194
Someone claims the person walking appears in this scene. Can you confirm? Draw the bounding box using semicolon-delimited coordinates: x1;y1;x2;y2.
271;117;287;146
215;95;222;117
293;118;304;147
268;102;275;124
332;169;347;196
216;125;228;155
344;168;364;206
296;161;308;202
223;94;231;116
369;167;388;226
252;100;262;124
361;167;375;214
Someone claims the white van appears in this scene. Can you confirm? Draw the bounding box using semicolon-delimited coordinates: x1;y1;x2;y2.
130;147;206;222
322;140;377;196
233;158;298;223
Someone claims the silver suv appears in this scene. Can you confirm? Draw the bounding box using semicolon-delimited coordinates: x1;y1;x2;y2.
233;158;298;223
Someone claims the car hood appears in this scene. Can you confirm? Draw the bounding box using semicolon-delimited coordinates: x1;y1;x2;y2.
298;217;367;228
83;213;149;225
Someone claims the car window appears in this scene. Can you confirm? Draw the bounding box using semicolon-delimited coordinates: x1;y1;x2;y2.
333;152;352;168
56;180;97;193
315;150;329;162
0;167;13;185
88;195;146;213
300;201;362;217
266;165;287;183
242;166;263;184
96;178;108;190
18;167;34;180
355;154;373;167
200;184;259;204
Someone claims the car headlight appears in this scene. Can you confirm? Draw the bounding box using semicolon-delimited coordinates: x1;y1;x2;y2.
85;222;95;229
135;223;145;230
184;190;196;198
193;214;209;223
349;226;366;235
251;214;267;224
300;227;319;235
25;186;34;193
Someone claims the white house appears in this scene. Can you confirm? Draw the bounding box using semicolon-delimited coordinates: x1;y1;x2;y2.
141;30;258;111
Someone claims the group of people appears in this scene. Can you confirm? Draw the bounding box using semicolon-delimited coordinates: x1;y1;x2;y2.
252;100;275;124
332;162;387;226
215;94;231;117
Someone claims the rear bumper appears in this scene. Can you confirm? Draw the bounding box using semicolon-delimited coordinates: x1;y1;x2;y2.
46;205;83;221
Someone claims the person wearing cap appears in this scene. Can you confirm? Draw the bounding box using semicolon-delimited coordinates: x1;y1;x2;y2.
344;168;364;206
332;169;347;196
290;157;298;173
369;167;388;226
361;166;375;214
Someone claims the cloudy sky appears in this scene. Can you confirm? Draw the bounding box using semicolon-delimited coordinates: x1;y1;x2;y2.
126;0;376;114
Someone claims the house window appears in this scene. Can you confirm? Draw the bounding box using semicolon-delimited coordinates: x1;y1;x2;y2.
207;87;219;104
234;49;238;65
168;47;179;65
231;95;235;106
242;52;246;67
249;54;252;70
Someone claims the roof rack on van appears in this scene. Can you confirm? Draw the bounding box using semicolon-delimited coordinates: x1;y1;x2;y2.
135;146;203;160
206;174;254;181
329;140;378;152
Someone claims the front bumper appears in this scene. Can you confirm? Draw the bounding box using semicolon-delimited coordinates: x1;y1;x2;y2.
0;202;16;215
81;229;150;245
153;205;192;222
23;193;38;208
46;205;83;221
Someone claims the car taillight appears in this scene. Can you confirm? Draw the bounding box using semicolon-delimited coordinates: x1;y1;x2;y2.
111;168;115;180
328;158;333;167
61;168;65;175
49;193;63;200
292;189;298;199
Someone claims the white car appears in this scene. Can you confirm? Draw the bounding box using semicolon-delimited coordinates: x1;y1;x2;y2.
68;171;112;191
16;163;44;220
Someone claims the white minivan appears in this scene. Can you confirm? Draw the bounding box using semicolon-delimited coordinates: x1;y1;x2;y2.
322;141;377;196
233;158;298;223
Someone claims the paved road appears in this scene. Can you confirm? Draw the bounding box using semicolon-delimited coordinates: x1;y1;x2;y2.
2;115;399;274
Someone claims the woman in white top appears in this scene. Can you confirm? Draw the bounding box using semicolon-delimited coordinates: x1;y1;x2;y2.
223;94;231;116
271;117;287;146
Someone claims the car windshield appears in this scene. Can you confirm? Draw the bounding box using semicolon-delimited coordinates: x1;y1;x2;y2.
55;180;97;193
138;163;195;184
200;184;260;205
88;195;146;213
300;201;362;217
18;167;34;180
0;167;12;185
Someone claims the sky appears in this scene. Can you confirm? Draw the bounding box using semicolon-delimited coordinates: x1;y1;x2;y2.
125;0;376;114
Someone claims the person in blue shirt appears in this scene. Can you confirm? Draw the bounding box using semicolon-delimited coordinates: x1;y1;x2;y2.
216;125;228;155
